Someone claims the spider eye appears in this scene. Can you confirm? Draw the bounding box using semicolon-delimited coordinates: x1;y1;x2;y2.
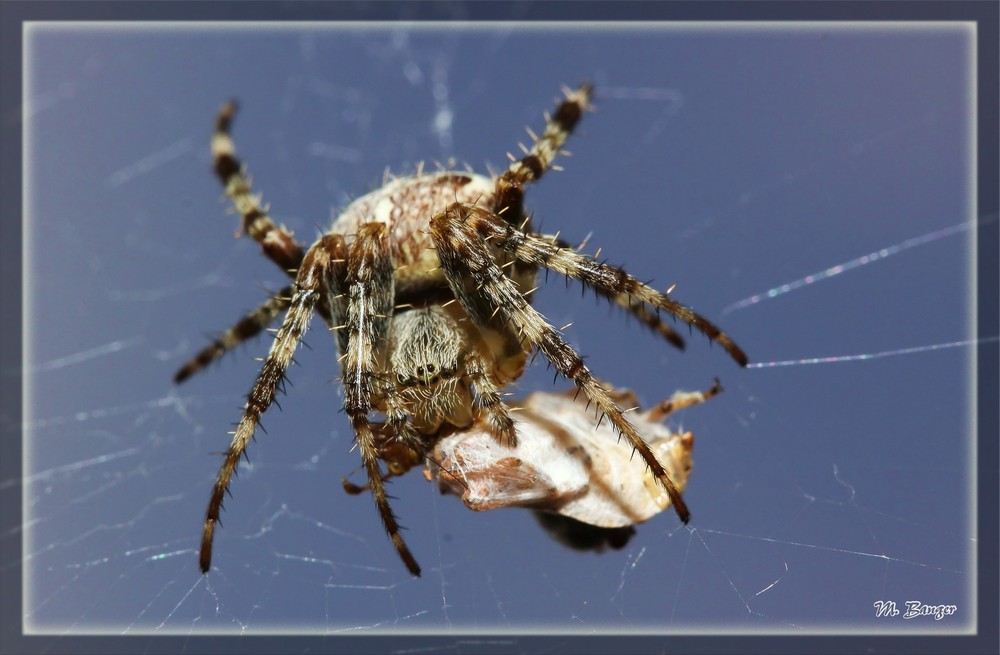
411;364;447;386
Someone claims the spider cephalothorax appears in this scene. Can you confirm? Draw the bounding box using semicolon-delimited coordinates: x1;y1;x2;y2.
177;84;747;577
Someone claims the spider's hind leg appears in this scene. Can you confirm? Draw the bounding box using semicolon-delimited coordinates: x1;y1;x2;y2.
180;101;337;384
180;100;340;383
645;378;723;423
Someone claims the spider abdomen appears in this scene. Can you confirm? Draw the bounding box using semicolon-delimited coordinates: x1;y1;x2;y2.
331;172;497;294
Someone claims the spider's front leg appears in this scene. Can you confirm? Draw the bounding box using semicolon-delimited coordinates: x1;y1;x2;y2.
430;205;691;524
338;223;421;577
465;352;518;448
199;240;333;574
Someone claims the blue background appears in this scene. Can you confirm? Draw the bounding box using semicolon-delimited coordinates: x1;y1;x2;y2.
20;23;979;635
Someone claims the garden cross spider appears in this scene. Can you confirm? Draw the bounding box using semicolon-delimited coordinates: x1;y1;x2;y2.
176;83;748;576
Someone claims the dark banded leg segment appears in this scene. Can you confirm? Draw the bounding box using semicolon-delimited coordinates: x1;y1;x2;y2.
326;232;422;459
456;206;747;367
538;233;686;352
174;286;292;383
175;286;333;385
492;84;593;225
213;100;304;273
323;234;351;356
200;242;330;574
180;102;336;385
430;206;691;525
341;223;421;577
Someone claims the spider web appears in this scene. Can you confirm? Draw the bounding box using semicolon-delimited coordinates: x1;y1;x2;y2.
15;20;987;645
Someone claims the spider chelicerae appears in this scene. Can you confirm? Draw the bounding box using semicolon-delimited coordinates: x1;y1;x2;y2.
176;83;748;576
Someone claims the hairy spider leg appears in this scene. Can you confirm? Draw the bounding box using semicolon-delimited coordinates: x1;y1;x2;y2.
199;240;332;573
328;236;413;497
337;223;421;576
213;100;304;272
453;206;748;367
176;101;332;382
538;234;687;353
492;83;593;224
645;378;724;423
174;286;292;383
326;234;421;451
464;351;518;448
490;84;687;354
492;84;594;300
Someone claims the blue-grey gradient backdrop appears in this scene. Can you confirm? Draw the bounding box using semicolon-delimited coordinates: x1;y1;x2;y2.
22;23;979;635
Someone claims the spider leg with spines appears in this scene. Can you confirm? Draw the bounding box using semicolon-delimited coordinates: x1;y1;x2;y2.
212;99;304;272
199;240;332;573
174;286;292;383
490;85;688;356
535;233;688;353
449;206;748;367
492;84;594;224
328;235;423;452
464;352;518;448
339;223;421;576
176;101;336;382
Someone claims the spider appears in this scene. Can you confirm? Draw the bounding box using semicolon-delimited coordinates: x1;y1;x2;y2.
176;83;748;576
